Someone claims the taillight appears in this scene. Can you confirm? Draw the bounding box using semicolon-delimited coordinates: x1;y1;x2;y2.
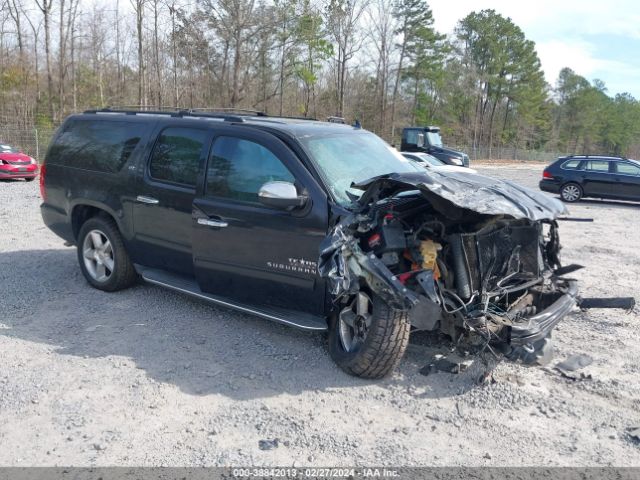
39;164;47;201
542;170;553;179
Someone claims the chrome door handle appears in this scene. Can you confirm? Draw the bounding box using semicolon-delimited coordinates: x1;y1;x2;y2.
136;195;159;205
197;218;228;228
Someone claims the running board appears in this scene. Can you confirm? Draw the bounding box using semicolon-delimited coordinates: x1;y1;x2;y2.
136;265;328;331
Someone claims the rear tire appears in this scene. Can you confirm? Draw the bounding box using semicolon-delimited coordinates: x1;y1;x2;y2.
25;177;36;182
329;293;410;379
77;215;138;292
560;182;582;202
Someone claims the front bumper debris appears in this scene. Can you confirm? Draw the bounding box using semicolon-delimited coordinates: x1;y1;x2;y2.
510;281;578;348
319;170;586;365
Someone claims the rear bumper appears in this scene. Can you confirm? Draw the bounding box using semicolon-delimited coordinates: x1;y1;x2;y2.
510;280;578;347
0;164;38;178
539;179;561;194
41;203;75;244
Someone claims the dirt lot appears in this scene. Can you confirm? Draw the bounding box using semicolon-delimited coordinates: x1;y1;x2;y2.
1;163;639;467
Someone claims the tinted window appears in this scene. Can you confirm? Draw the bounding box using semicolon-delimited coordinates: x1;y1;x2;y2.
585;160;610;172
206;136;294;203
405;130;419;145
616;162;640;175
562;160;582;169
149;128;209;186
48;120;146;173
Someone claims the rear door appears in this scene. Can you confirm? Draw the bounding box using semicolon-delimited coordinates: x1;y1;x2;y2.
612;161;640;199
130;124;212;276
582;159;614;197
191;127;328;314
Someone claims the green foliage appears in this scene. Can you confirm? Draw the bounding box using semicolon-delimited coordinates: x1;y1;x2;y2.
553;68;640;155
293;1;334;116
452;9;549;150
392;0;446;124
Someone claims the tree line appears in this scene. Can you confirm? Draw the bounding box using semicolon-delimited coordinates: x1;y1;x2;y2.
1;0;639;158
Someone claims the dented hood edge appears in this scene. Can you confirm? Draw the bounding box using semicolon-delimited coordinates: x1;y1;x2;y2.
353;170;568;221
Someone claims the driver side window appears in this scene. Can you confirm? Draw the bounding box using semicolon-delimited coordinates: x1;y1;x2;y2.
206;136;295;203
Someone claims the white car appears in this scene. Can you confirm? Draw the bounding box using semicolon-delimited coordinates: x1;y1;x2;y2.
401;151;477;174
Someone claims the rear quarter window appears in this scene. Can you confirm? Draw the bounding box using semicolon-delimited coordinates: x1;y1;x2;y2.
561;159;582;169
616;162;640;175
47;119;148;173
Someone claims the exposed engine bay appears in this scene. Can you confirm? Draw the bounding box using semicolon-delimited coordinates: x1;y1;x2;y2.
319;170;580;363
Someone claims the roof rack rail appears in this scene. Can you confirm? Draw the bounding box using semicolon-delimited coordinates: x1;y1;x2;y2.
83;106;321;124
189;107;267;117
83;107;250;123
101;105;183;112
567;154;626;160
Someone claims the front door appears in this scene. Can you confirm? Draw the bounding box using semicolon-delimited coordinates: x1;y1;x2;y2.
613;161;640;199
191;128;328;315
131;125;212;276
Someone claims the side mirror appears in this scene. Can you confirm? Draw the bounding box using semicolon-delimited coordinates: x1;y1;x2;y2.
258;181;308;210
416;133;425;148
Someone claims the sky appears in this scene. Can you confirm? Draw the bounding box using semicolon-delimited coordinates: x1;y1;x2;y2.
428;0;640;98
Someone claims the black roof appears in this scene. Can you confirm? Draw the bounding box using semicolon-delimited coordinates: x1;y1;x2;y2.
78;108;362;138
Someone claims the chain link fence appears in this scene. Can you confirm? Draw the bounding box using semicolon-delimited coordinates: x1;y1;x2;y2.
457;145;570;163
0;126;57;163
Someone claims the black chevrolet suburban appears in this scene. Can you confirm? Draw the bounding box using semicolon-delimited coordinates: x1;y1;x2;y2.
41;109;578;378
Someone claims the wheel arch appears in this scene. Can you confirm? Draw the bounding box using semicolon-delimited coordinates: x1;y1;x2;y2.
70;202;124;241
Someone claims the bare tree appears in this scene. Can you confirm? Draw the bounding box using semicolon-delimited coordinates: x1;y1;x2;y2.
34;0;54;120
23;6;42;104
150;0;163;106
131;0;146;107
366;0;395;134
325;0;367;116
168;1;179;107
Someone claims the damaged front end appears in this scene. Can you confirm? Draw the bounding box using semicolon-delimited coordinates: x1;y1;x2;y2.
319;170;579;364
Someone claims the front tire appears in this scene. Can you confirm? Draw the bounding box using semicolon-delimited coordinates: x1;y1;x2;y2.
77;215;138;292
560;183;582;202
329;292;410;379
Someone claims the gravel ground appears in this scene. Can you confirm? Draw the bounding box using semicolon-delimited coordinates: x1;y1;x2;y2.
1;164;639;467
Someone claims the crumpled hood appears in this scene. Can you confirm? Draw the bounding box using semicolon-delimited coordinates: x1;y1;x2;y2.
353;170;567;221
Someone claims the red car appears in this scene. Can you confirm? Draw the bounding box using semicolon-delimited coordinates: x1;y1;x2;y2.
0;143;39;181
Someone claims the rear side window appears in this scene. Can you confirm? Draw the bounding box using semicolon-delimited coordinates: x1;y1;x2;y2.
48;120;146;173
561;159;582;169
585;160;610;172
615;162;640;175
206;136;295;203
149;128;209;187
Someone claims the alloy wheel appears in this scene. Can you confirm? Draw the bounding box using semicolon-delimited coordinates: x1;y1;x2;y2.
562;184;580;202
338;292;373;353
82;229;114;282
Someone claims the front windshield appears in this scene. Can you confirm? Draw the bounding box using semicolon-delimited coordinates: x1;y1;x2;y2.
426;132;443;148
417;153;444;166
301;131;421;205
0;144;18;153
